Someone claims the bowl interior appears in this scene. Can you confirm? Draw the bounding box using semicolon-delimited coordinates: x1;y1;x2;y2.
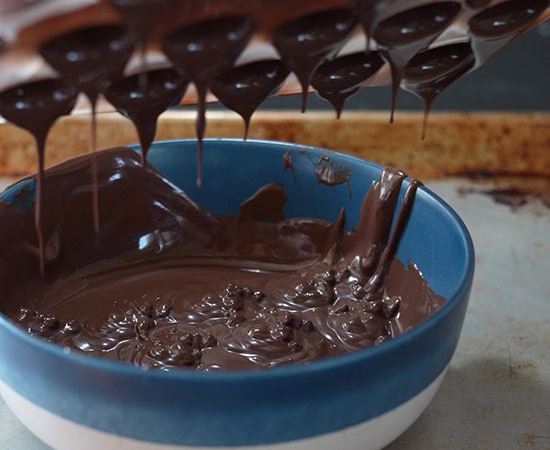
145;138;472;301
0;138;474;449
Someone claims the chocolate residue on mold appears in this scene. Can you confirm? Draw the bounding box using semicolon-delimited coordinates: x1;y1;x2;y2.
0;148;444;371
314;155;352;195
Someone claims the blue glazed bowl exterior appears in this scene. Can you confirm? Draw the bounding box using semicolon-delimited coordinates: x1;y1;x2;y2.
0;139;474;447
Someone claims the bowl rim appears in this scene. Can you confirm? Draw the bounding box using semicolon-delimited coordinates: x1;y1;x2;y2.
0;138;475;382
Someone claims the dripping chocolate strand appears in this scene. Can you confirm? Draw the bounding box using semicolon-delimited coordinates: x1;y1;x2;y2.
272;8;358;113
0;79;78;277
403;43;475;139
373;2;461;122
211;60;289;139
1;151;444;370
38;24;134;233
468;0;549;66
162;15;256;187
312;51;384;118
104;68;188;166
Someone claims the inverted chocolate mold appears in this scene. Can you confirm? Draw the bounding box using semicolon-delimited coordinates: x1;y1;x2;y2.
0;0;547;114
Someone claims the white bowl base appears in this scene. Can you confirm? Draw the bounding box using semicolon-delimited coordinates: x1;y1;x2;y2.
0;366;447;450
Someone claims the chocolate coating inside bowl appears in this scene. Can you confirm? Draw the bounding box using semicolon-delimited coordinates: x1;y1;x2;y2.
0;148;444;371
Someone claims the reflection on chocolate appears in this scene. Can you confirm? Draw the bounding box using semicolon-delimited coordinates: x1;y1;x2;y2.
162;15;256;187
104;68;188;165
403;43;475;138
38;25;134;105
314;155;352;189
312;51;384;118
373;2;462;122
211;60;289;139
0;149;444;371
469;0;549;38
39;24;135;233
468;0;549;65
272;8;358;113
0;79;78;277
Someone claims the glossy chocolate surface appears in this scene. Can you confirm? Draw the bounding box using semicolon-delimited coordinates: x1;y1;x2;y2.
0;149;444;370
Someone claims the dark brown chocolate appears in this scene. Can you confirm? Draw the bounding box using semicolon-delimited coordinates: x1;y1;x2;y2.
104;68;188;165
38;24;135;233
3;0;545;373
211;60;289;138
0;149;444;371
162;15;256;186
468;0;549;65
373;2;462;122
403;43;475;138
0;79;78;276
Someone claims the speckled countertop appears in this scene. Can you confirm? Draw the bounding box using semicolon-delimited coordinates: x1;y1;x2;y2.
1;175;548;450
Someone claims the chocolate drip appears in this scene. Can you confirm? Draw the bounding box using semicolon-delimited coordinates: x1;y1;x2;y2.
282;150;297;179
468;0;549;66
373;2;462;122
104;68;188;165
314;155;352;190
312;51;385;118
403;43;475;138
348;166;406;278
162;15;256;186
0;79;78;277
1;152;444;371
38;25;135;233
272;8;358;113
211;60;289;139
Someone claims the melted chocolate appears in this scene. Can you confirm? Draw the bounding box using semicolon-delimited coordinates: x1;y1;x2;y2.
2;0;543;372
312;51;385;118
0;149;444;371
272;8;358;113
211;60;289;138
162;15;256;186
468;0;549;65
108;0;173;49
465;0;492;9
373;2;462;121
104;68;188;165
403;43;475;138
38;24;135;233
38;25;134;108
0;79;78;276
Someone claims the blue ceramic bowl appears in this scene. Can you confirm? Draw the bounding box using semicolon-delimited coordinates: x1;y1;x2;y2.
0;139;474;450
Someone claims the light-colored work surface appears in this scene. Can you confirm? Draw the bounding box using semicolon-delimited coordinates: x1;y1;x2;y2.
0;177;548;450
